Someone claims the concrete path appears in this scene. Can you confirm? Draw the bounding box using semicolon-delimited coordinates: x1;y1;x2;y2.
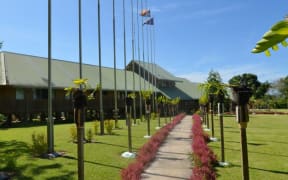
141;115;193;180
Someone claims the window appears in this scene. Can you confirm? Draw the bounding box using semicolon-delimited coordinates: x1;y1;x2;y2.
16;88;24;100
33;89;48;100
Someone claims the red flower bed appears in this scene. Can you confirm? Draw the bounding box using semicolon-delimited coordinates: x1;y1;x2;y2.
121;113;186;180
191;114;217;180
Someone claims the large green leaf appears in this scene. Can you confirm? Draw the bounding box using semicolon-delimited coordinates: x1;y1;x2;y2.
252;19;288;56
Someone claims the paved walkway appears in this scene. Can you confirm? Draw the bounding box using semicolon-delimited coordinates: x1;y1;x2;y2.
141;115;193;180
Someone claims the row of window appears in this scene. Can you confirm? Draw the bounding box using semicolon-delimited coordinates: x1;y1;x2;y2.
15;89;128;100
16;89;56;100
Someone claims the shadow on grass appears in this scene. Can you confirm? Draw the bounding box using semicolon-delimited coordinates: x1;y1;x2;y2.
96;141;128;149
225;140;267;146
0;140;75;180
0;140;33;179
219;163;288;175
63;155;123;170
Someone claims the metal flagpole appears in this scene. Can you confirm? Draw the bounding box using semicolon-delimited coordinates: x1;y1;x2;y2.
112;0;119;128
98;0;104;135
130;0;137;125
152;22;157;114
141;0;146;90
122;0;132;153
77;0;84;179
47;0;54;154
146;20;150;89
136;0;143;121
149;23;154;111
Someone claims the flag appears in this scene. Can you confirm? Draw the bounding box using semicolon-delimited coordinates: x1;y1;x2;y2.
143;17;154;25
140;9;150;17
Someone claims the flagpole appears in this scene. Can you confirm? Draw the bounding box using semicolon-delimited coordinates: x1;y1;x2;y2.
77;1;85;179
47;0;54;154
130;0;137;125
141;0;146;90
98;0;105;135
136;0;143;121
152;23;157;114
146;19;150;89
112;0;118;128
123;0;133;153
149;23;154;111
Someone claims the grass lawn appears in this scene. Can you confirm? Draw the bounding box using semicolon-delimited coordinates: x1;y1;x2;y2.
0;116;172;180
206;114;288;180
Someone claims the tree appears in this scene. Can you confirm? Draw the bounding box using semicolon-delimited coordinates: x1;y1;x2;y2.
0;41;3;49
277;76;288;99
206;70;223;94
228;73;270;99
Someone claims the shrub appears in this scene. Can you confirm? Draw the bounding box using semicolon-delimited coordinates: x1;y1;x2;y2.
86;128;93;142
0;113;6;122
94;120;100;135
151;112;157;120
190;114;217;180
104;120;114;135
70;126;77;141
31;132;48;157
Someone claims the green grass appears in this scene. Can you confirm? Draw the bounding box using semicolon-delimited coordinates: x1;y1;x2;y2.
0;116;171;180
206;114;288;180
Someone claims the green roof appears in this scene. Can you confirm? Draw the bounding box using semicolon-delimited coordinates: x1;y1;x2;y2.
160;78;202;100
128;60;181;82
0;51;156;91
0;51;202;100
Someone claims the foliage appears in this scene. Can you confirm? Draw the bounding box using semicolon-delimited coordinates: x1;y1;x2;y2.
140;90;152;100
121;113;186;180
228;73;270;99
86;128;93;142
199;94;209;105
0;41;3;49
151;112;157;120
157;95;168;104
0;113;6;122
69;126;77;141
169;97;180;105
252;17;288;56
31;132;48;157
104;120;114;135
127;92;136;99
199;70;227;104
94;120;100;135
277;75;288;99
191;114;217;180
64;78;100;100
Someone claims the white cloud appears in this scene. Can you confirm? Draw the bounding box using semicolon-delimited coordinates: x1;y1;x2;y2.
177;64;285;84
178;71;208;83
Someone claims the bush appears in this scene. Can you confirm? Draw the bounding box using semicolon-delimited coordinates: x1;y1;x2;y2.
86;128;93;142
70;126;77;141
94;120;100;135
104;120;114;135
190;114;217;180
31;132;48;157
0;113;6;122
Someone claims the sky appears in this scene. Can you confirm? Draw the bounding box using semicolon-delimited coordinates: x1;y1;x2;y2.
1;0;288;84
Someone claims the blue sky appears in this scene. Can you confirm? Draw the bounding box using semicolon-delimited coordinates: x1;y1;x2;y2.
1;0;288;83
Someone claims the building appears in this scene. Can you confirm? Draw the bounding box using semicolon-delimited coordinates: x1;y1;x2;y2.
0;51;202;121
